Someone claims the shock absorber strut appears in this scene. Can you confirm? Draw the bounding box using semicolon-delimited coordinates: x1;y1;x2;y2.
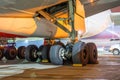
68;0;77;41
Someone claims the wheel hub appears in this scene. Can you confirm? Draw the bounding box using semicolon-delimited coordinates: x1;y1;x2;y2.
114;50;119;55
32;49;37;58
10;50;16;57
59;48;66;60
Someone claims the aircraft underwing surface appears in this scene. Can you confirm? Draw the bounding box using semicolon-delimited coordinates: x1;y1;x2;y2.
0;0;119;67
0;0;119;17
0;0;119;38
0;0;67;17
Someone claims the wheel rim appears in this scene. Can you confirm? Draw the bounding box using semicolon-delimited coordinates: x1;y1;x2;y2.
31;49;37;58
113;50;119;55
10;49;16;57
58;47;66;60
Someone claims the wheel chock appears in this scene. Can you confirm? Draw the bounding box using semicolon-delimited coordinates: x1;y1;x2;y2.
73;64;83;67
42;59;48;63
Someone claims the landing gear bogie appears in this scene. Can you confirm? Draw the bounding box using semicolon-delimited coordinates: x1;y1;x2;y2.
22;40;98;66
49;41;98;66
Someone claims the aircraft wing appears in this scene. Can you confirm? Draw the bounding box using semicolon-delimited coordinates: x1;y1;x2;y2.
0;0;120;18
0;0;120;38
0;0;67;18
82;0;120;17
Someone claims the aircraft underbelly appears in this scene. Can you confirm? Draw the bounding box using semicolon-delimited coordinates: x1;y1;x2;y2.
0;17;69;38
0;18;58;38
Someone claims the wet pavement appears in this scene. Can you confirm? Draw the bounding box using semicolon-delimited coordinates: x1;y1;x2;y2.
0;53;120;80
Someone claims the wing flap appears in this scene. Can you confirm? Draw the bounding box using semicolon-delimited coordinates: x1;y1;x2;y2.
111;13;120;26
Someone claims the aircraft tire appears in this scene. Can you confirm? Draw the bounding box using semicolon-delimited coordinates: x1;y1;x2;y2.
17;46;25;59
72;42;89;66
38;45;44;59
4;46;17;60
50;45;64;65
25;45;38;62
87;43;98;64
41;45;51;62
54;41;66;48
0;48;4;60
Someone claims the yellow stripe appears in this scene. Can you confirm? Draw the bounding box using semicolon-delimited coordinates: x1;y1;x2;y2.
73;64;83;67
42;59;49;63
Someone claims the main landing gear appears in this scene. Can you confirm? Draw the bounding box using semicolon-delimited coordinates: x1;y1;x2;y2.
23;0;98;66
24;39;98;66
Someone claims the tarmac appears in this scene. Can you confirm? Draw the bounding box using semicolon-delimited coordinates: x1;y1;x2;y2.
0;51;120;80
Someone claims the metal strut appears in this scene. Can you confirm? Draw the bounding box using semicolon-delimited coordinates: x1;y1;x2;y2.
34;10;71;34
34;0;77;41
68;0;77;41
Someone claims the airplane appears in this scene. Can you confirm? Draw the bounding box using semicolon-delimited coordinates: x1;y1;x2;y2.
0;0;120;66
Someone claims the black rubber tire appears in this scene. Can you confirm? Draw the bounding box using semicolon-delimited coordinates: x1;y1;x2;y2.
72;42;89;66
113;49;119;55
87;43;98;64
50;45;65;65
4;46;17;60
41;45;51;62
0;48;4;60
38;45;44;59
17;46;26;59
54;41;66;48
25;45;38;62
